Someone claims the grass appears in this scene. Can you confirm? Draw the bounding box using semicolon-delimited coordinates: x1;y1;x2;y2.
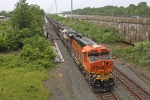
0;68;50;100
0;53;51;100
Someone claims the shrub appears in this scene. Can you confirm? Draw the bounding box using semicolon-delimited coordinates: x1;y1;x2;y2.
123;42;150;68
111;46;124;58
20;35;55;69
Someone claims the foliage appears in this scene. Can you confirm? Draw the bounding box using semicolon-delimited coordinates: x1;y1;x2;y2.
112;42;150;68
0;34;55;99
111;46;124;58
10;0;44;31
0;20;11;31
10;0;34;30
0;0;56;99
64;2;150;17
0;28;34;51
50;14;123;43
0;64;50;100
109;42;150;68
0;10;13;17
20;35;55;69
0;0;45;51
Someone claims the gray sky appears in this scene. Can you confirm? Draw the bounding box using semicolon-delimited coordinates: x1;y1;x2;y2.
0;0;150;13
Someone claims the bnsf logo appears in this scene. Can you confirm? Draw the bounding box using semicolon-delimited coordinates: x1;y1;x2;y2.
92;66;101;69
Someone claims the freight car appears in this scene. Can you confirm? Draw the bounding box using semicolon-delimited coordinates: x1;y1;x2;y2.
47;16;115;92
46;16;60;34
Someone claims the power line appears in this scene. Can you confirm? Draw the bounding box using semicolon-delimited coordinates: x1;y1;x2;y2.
55;0;57;14
57;0;65;7
57;0;70;13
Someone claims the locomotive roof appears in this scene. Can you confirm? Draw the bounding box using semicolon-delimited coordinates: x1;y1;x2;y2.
62;29;75;33
59;25;72;30
65;31;96;47
73;34;97;47
67;32;79;37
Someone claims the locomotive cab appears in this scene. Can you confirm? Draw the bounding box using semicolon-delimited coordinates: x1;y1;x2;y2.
82;44;115;92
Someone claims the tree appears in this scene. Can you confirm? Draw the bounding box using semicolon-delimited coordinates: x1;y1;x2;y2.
65;1;150;17
11;0;34;29
0;11;7;16
0;0;45;51
0;10;13;17
29;5;45;29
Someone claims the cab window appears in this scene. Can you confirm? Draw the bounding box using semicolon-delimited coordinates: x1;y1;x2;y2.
88;52;99;56
100;52;109;56
83;52;87;56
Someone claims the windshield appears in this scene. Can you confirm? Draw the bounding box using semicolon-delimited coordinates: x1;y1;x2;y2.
88;51;99;56
100;52;109;56
88;51;109;57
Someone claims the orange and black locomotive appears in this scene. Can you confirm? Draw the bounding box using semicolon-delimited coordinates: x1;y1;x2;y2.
62;30;115;92
48;16;115;92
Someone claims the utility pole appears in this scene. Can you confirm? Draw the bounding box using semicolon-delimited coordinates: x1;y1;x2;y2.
112;0;114;16
49;7;50;14
55;0;57;14
51;4;53;14
71;0;73;20
81;4;82;15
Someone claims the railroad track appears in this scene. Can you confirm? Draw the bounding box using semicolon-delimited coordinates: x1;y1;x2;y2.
95;91;119;100
46;16;120;100
77;63;120;100
113;67;150;100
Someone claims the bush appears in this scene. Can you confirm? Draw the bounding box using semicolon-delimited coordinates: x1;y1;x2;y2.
123;42;150;68
111;46;124;58
20;35;55;69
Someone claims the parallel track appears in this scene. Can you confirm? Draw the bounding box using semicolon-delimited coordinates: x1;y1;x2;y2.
95;91;119;100
113;67;150;100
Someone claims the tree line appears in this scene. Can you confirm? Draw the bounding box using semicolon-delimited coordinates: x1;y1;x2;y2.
0;11;13;17
64;2;150;17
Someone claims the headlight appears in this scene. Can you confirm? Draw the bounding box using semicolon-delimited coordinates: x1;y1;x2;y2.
97;75;101;78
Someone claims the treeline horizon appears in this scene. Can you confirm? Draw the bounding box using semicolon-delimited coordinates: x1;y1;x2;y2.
64;2;150;17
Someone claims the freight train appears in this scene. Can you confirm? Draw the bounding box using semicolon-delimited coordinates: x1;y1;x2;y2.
47;16;115;92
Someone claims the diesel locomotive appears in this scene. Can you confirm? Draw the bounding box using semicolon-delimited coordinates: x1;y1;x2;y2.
47;16;115;92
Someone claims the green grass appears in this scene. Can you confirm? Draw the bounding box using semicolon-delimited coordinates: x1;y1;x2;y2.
0;68;50;100
0;54;51;100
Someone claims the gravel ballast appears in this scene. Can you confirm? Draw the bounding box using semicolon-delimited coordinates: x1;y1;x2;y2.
44;17;150;100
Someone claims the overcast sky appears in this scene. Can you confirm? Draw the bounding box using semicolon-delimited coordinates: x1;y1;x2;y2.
0;0;150;13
